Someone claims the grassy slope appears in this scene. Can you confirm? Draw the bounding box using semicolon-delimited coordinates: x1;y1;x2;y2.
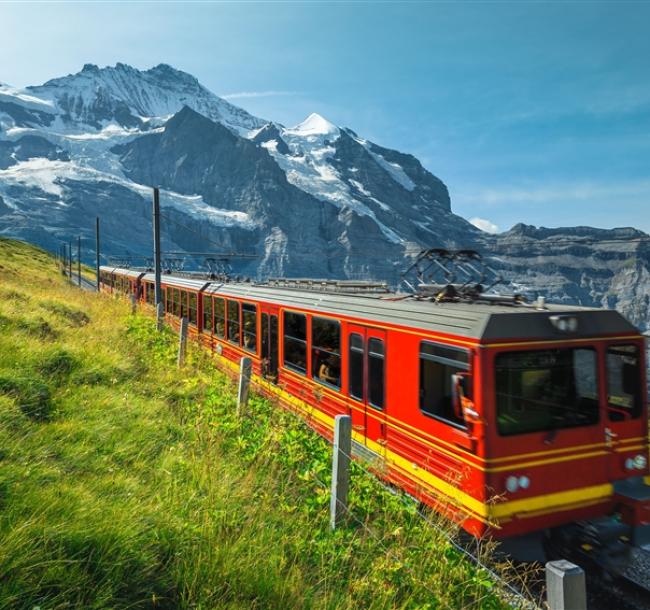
0;238;509;610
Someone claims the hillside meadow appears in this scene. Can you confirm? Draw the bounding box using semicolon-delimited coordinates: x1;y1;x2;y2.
0;237;517;609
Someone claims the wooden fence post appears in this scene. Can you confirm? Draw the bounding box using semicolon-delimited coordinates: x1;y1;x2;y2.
177;317;188;368
330;414;352;530
156;302;164;331
545;560;586;610
130;293;137;314
237;356;252;416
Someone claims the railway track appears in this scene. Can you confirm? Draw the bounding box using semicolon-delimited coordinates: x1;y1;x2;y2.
65;270;97;291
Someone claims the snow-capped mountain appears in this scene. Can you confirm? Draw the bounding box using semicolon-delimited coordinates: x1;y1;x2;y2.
0;63;649;333
1;63;265;134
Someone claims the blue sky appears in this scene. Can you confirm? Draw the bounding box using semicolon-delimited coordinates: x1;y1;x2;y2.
1;1;649;233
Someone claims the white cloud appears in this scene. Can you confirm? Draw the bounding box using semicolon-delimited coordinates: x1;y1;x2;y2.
469;217;500;234
457;179;650;206
221;90;300;100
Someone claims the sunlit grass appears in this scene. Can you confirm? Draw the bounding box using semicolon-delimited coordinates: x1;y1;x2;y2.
0;237;517;609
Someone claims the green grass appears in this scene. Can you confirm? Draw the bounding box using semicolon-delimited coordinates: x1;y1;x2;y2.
0;237;517;609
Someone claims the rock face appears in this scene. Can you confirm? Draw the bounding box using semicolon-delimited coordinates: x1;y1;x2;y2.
481;225;650;332
0;63;648;334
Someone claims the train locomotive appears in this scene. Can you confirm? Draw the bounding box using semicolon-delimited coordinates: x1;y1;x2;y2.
99;257;650;570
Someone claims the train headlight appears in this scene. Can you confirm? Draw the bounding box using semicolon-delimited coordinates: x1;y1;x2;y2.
624;454;647;470
549;315;578;333
505;476;519;493
505;475;530;493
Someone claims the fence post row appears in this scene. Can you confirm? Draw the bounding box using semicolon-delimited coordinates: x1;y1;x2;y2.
77;235;81;287
177;317;188;368
237;356;252;416
330;414;352;530
95;217;101;292
545;560;586;610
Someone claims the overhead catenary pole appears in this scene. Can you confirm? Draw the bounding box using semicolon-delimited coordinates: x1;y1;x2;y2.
153;187;162;327
95;217;101;292
77;235;81;287
68;240;72;282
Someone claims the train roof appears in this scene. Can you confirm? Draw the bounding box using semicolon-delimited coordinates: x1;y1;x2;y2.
109;268;640;342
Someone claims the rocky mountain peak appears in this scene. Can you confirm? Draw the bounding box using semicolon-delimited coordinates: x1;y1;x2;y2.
0;63;648;335
14;62;265;134
287;113;339;137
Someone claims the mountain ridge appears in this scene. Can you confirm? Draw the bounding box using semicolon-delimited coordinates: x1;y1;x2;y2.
0;62;648;333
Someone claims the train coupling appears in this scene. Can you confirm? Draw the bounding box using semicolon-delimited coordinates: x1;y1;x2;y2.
613;477;650;548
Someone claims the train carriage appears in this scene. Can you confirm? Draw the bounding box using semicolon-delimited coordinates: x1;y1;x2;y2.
100;265;650;559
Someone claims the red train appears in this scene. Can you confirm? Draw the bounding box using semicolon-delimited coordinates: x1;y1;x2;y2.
100;266;650;564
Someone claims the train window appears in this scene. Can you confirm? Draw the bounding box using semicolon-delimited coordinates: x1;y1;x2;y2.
227;300;240;344
242;303;257;353
312;317;341;389
607;345;642;421
419;342;470;428
172;289;179;317
188;293;198;326
180;291;187;319
270;315;279;375
283;311;307;374
202;296;213;333
368;338;384;409
166;288;172;312
349;334;364;400
214;298;225;338
262;314;269;360
495;348;599;436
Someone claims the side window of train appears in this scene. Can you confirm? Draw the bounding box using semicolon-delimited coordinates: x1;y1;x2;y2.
283;311;307;374
227;300;240;344
312;317;341;389
180;291;187;319
419;342;470;428
202;296;213;333
368;338;385;409
348;333;364;400
242;303;257;353
607;344;642;420
188;293;198;326
175;290;181;317
214;298;225;338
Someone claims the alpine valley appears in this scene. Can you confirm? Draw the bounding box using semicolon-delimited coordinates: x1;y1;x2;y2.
1;63;648;334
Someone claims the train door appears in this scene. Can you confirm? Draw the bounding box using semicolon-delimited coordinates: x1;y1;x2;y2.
347;324;387;457
602;341;647;480
261;306;279;382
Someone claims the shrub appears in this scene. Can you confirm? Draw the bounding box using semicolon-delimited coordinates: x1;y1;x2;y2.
40;301;90;327
0;376;54;422
16;317;58;340
35;348;79;379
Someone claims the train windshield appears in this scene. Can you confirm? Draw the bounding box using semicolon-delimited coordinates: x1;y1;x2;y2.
495;348;599;436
